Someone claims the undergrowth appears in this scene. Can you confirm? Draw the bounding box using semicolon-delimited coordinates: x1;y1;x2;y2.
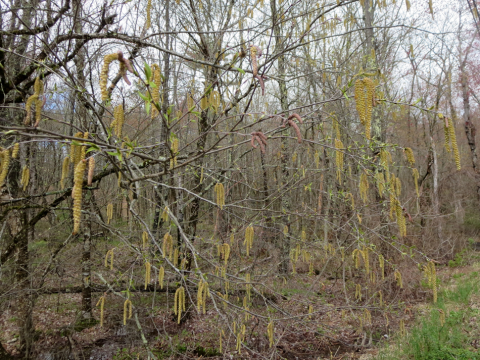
377;269;480;360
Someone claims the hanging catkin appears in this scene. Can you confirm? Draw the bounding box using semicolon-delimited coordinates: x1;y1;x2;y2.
21;165;30;191
267;321;274;347
72;159;87;235
158;266;165;289
145;261;151;290
162;232;173;259
60;156;70;190
354;78;374;139
96;294;106;327
100;53;119;101
174;286;186;324
146;0;152;29
113;104;125;137
448;117;461;170
123;299;132;325
359;171;369;203
215;183;225;209
0;149;10;187
244;226;254;256
87;157;95;186
106;203;113;224
12;143;19;159
334;138;344;182
151;64;161;118
404;147;415;165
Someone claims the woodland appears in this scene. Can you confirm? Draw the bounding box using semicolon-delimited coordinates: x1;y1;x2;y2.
1;0;480;358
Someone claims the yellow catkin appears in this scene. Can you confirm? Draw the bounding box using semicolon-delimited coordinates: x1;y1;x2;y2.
145;261;151;290
209;91;220;111
161;206;169;223
197;280;209;314
174;286;186;324
114;104;125;137
428;261;437;303
335;138;344;182
60;156;70;190
362;247;370;275
355;284;362;300
24;94;38;125
162;232;173;259
72;159;87;235
379;254;385;279
151;64;161;117
394;269;403;288
219;330;223;353
448;117;461;170
245;273;252;301
106;203;113;224
359;171;369;203
87;157;95;186
21;165;30;191
146;0;152;29
123;299;132;325
404;147;415;165
395;177;401;197
412;168;419;197
100;53;119;101
142;230;148;249
376;172;385;196
221;243;231;265
12;143;19;159
96;295;106;327
158;266;165;289
244;226;254;256
354;78;374;139
396;202;407;237
0;150;10;187
173;248;179;266
170;138;179;168
444;121;451;152
314;150;320;168
352;249;361;269
267;321;274;347
215;183;225;209
104;249;114;270
70;132;83;167
389;174;396;220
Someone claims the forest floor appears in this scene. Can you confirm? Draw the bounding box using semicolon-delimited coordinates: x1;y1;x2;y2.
1;249;480;359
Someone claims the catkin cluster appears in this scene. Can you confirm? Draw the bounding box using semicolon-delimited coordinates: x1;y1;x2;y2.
197;280;210;314
244;226;254;256
355;283;362;300
25;77;44;126
220;243;231;265
72;159;87;235
214;183;225;209
174;286;186;323
0;149;11;187
334;138;344;182
359;171;369;203
354;78;374;139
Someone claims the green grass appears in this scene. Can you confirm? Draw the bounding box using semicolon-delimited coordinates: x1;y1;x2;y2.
377;270;480;360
